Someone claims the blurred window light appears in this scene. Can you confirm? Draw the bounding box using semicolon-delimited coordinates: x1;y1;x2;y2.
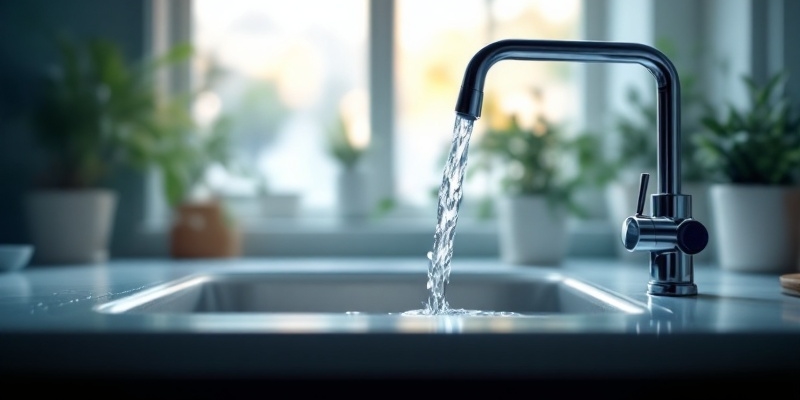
193;0;368;217
396;0;582;211
190;0;581;221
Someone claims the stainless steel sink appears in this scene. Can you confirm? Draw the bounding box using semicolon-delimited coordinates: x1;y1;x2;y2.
94;268;647;316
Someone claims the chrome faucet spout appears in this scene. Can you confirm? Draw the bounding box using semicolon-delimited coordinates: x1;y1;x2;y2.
455;39;708;296
455;39;679;194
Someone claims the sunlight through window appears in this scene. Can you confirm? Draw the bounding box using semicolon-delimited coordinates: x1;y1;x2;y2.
396;0;582;214
191;0;581;222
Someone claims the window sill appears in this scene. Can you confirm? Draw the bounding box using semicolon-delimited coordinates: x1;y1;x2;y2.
122;216;618;259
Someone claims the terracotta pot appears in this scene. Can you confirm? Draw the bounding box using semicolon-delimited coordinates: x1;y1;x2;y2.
170;201;242;258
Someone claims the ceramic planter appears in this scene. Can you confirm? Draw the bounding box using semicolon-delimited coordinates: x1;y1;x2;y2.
25;189;117;264
496;195;567;265
710;184;800;273
170;200;242;258
337;168;369;221
260;193;301;218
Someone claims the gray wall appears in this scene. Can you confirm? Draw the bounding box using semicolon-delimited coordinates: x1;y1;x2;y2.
0;0;148;251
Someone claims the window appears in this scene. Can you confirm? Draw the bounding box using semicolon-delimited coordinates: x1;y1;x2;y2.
191;0;369;217
143;0;596;257
186;0;582;224
395;0;582;215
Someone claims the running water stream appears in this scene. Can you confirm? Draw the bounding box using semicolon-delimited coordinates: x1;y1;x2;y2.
423;115;473;314
403;115;520;317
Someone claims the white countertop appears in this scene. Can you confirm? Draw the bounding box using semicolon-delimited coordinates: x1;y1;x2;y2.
1;257;799;387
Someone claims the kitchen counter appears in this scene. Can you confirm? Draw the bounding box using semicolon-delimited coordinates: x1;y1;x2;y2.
1;257;799;392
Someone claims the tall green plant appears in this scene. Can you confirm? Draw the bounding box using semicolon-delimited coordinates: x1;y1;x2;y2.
33;34;192;189
143;57;234;209
698;71;800;185
472;106;604;218
147;102;233;208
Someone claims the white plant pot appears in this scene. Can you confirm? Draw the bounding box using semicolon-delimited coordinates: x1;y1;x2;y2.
710;184;800;273
260;193;301;218
25;189;117;265
496;195;567;266
337;168;369;221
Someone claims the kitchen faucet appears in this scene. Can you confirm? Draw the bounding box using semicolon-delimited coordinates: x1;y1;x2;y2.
455;39;709;296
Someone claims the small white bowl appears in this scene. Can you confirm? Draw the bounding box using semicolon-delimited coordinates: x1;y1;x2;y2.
0;245;34;272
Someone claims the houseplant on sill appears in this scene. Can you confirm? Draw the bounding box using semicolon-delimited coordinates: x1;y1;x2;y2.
158;123;241;259
327;93;371;223
27;34;191;265
471;90;603;266
146;68;241;259
698;71;800;273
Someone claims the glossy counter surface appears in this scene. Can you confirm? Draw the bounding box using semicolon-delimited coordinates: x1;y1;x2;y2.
0;257;798;383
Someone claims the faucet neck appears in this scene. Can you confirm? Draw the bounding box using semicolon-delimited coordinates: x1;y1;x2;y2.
455;39;681;195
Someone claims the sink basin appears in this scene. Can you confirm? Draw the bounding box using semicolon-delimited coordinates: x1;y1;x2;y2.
95;268;646;316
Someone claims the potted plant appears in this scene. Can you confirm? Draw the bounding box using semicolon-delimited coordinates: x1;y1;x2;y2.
26;34;191;264
327;101;371;222
472;90;602;265
145;70;241;259
159;123;241;259
698;71;800;273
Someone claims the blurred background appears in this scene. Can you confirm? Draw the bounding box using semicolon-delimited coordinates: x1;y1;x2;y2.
1;0;798;263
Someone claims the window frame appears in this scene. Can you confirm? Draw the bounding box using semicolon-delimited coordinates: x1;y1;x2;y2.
136;0;616;259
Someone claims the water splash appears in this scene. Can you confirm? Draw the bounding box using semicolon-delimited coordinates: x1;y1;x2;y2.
426;115;474;314
398;115;483;316
398;116;524;317
29;285;152;315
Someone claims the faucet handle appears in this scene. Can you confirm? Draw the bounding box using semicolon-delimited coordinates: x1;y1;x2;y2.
635;173;649;216
676;219;709;255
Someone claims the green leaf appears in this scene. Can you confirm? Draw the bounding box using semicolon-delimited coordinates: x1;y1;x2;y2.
466;94;606;217
31;32;231;205
698;70;800;184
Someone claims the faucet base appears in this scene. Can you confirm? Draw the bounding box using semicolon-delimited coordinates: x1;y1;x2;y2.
647;281;698;297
